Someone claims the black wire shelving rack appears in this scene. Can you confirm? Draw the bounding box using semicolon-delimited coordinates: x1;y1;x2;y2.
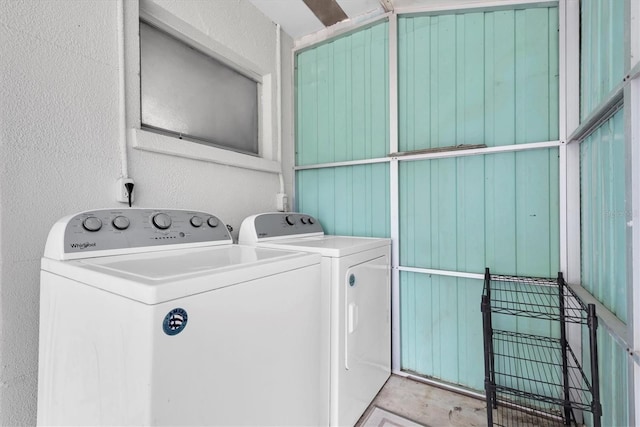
481;269;602;427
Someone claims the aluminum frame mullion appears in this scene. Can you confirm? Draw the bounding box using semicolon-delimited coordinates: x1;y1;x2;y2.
561;0;581;285
625;1;640;424
388;12;402;374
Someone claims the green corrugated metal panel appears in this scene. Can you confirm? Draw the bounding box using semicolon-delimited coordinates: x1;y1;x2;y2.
296;163;390;237
398;7;558;151
401;271;558;391
580;0;625;121
400;149;560;278
400;272;485;390
295;22;389;166
580;109;626;323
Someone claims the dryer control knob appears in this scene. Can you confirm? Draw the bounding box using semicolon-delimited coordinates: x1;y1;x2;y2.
207;217;219;227
190;216;203;227
112;215;130;230
300;217;308;224
285;215;295;226
82;216;102;232
308;217;315;224
152;213;172;230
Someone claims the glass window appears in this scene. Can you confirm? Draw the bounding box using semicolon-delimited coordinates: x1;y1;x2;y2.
140;21;259;155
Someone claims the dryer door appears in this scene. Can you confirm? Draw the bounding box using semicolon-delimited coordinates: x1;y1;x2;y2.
345;255;390;370
342;254;391;420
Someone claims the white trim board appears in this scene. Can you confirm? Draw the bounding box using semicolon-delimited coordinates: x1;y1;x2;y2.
131;129;281;174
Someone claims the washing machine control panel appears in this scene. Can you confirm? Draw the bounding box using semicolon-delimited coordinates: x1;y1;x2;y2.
242;213;324;241
46;209;233;259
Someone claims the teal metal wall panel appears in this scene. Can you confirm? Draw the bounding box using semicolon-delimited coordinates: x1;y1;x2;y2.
398;7;558;151
296;3;563;396
580;0;625;121
296;163;390;237
295;22;389;166
400;272;485;390
400;149;560;278
400;147;560;388
580;109;627;323
401;271;558;391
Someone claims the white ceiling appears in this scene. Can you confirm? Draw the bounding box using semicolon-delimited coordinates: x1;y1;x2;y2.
248;0;496;40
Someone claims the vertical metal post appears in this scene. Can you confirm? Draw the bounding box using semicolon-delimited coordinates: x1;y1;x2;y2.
625;1;640;424
388;12;401;375
482;293;494;426
484;267;491;302
558;272;572;425
588;304;602;427
483;268;497;414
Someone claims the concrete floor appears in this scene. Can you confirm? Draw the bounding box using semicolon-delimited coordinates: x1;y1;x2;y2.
357;375;572;427
356;374;488;427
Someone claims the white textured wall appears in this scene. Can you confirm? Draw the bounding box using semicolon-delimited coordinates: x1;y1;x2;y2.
0;1;293;424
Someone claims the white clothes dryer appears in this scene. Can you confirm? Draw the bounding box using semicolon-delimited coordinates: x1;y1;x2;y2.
239;213;391;427
38;208;325;426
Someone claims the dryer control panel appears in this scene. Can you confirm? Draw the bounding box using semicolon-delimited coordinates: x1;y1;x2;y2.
239;212;324;243
45;209;233;260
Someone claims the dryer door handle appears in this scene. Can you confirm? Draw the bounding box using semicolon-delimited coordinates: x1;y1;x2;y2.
348;302;359;334
345;302;358;370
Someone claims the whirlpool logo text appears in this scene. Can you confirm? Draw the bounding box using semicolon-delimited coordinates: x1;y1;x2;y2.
70;242;97;249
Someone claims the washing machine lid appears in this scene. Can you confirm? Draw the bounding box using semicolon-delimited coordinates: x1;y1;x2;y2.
252;235;390;258
41;245;320;304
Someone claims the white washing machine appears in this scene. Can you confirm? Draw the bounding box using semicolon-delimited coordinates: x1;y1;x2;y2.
239;213;391;427
38;208;326;426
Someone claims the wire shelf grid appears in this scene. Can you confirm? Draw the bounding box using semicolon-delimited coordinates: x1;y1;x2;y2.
482;269;601;427
487;275;588;324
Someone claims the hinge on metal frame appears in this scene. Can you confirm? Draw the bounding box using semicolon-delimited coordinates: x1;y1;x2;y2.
379;0;394;13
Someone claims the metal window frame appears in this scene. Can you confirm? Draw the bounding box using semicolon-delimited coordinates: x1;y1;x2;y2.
129;0;282;173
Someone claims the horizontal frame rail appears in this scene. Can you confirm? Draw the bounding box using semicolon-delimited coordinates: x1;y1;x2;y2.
396;0;558;16
567;283;629;350
294;157;390;171
398;266;484;280
294;140;561;171
568;86;624;143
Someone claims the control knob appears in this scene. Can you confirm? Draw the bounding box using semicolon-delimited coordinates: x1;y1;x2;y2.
112;216;130;230
82;216;102;232
285;215;295;226
207;217;219;227
152;213;172;230
190;216;203;227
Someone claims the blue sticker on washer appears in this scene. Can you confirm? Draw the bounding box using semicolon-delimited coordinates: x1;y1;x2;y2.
163;308;188;335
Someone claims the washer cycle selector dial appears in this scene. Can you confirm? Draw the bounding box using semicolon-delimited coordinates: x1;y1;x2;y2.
152;213;172;230
112;216;130;230
190;216;203;227
82;216;102;232
285;215;295;226
207;217;219;227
